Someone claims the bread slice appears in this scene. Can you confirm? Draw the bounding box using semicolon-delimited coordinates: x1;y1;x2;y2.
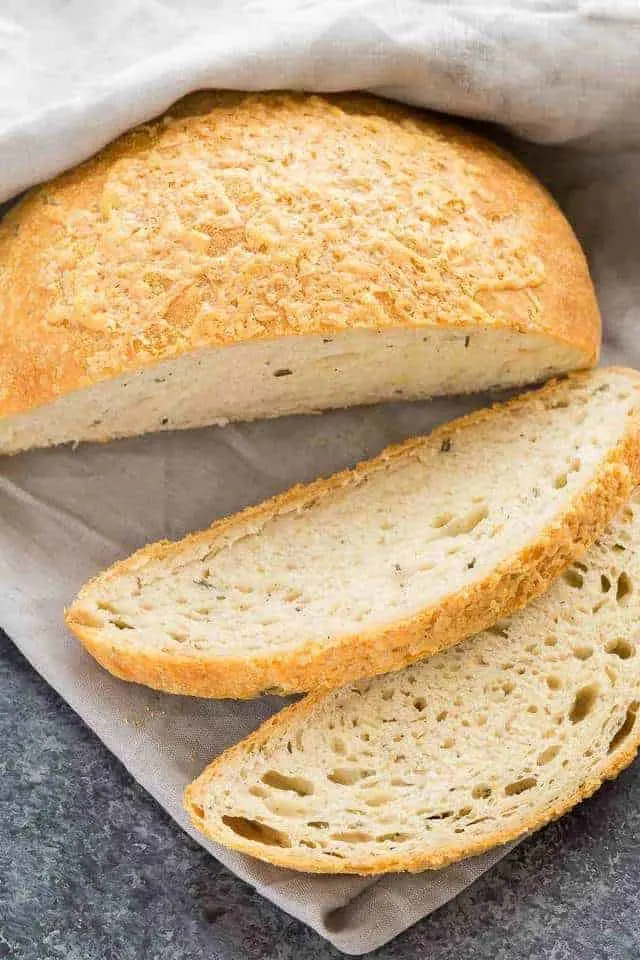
0;92;599;455
185;488;640;874
67;368;640;699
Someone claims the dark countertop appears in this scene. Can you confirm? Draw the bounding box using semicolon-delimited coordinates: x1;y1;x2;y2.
2;630;639;960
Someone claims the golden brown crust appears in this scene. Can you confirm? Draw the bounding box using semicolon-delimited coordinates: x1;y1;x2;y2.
183;686;640;875
1;91;599;420
65;368;640;700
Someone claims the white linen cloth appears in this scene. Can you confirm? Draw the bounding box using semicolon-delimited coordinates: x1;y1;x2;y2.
1;1;639;953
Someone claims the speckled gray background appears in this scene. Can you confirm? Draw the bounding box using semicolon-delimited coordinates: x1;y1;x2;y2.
2;630;639;960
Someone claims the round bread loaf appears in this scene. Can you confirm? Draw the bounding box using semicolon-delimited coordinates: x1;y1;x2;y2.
0;92;600;454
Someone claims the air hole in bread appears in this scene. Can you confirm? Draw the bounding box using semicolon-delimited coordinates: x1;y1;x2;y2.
376;832;411;843
364;793;393;808
413;697;427;712
446;505;489;537
573;646;593;661
504;776;537;796
222;816;291;847
261;771;314;796
608;703;638;753
283;588;302;603
328;768;369;786
616;572;633;605
111;618;133;630
605;666;618;686
563;569;584;589
430;512;453;529
537;744;560;765
330;830;374;844
554;473;568;489
547;676;561;691
569;684;599;723
606;638;634;660
472;784;492;799
601;574;612;593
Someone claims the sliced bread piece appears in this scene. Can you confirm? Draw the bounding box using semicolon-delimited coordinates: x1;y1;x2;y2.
185;489;640;874
66;368;640;698
0;92;599;455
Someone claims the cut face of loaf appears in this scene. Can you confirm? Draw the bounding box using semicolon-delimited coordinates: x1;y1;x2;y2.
66;368;640;698
0;327;585;456
185;489;640;875
0;91;599;454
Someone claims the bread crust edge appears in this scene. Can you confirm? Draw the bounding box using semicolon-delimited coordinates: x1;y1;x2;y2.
65;368;640;700
0;91;599;423
182;693;640;875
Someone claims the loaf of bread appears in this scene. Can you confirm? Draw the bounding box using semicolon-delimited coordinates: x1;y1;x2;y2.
66;368;640;699
185;489;640;874
0;92;599;455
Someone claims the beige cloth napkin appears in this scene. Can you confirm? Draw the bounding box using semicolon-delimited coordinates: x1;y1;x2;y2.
1;1;639;953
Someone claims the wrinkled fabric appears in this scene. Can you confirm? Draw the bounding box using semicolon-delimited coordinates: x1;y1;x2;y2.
1;1;639;953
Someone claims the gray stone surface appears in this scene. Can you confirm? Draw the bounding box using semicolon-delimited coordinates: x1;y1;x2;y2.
1;629;639;960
